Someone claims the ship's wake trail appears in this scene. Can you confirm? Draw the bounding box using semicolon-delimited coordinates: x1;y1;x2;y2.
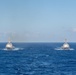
55;47;74;50
2;48;24;51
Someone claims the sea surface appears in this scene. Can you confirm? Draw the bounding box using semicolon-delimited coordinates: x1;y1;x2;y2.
0;43;76;75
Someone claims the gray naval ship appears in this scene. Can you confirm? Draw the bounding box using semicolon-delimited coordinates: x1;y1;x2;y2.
6;39;14;49
61;39;70;50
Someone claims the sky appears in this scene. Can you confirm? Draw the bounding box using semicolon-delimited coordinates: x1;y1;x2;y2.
0;0;76;42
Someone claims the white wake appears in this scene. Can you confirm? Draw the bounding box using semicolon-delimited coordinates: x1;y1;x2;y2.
55;47;74;50
2;48;24;51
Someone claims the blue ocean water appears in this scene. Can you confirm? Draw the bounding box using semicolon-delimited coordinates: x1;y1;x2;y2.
0;43;76;75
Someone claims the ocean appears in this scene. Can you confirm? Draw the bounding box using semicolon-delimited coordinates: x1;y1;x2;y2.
0;43;76;75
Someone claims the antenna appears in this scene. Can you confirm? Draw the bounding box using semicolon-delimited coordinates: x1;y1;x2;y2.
8;37;11;43
65;39;67;43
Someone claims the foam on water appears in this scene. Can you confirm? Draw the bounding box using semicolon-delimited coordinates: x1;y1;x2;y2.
2;47;24;51
55;47;74;50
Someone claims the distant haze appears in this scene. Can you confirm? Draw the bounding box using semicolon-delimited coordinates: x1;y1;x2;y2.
0;0;76;42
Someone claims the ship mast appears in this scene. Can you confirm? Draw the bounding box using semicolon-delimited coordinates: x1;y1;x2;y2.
8;38;11;43
65;39;67;44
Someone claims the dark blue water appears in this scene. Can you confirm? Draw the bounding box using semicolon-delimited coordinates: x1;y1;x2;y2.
0;43;76;75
